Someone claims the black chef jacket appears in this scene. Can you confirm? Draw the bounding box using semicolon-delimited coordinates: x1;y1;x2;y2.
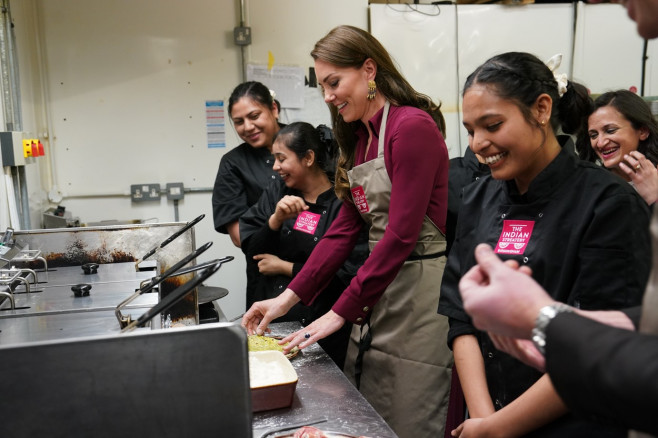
240;179;368;367
212;142;280;233
438;147;651;437
447;147;491;255
212;139;281;309
447;136;574;256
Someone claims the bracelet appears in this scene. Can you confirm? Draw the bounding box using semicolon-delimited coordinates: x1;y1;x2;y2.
531;303;573;356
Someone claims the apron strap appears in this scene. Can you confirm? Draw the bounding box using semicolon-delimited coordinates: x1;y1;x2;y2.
354;314;372;390
377;101;390;158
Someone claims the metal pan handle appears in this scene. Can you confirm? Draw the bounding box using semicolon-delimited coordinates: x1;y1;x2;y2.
139;241;214;295
158;214;205;249
121;257;232;332
135;214;205;265
116;242;214;328
165;256;233;278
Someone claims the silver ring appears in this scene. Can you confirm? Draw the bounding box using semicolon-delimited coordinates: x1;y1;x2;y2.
304;333;311;339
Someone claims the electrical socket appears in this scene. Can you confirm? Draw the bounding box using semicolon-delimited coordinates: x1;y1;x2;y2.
130;184;161;202
166;182;184;201
233;26;251;46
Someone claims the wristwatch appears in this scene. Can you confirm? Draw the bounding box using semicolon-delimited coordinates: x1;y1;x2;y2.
531;303;573;356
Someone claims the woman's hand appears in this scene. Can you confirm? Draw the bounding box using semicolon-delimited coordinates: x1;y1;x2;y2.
268;195;309;230
620;151;658;205
253;253;293;277
280;310;346;353
242;289;301;335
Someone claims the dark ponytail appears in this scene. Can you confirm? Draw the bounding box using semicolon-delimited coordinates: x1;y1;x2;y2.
274;122;336;177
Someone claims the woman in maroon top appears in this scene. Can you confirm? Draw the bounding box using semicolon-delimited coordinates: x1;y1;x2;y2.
243;25;452;438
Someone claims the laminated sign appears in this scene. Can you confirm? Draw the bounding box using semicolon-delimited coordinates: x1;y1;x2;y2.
494;220;535;255
293;211;321;235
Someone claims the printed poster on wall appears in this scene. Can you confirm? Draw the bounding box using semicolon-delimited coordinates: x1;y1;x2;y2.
206;100;226;148
247;64;305;108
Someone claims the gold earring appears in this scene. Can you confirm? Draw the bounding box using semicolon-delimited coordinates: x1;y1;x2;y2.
367;80;377;100
540;120;546;126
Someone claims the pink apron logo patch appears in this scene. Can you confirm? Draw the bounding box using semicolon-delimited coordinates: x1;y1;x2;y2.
293;211;321;235
351;186;369;213
494;220;535;255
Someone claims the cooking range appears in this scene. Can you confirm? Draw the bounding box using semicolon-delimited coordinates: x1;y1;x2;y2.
0;220;210;342
0;220;253;437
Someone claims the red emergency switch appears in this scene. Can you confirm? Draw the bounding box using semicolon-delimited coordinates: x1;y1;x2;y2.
38;140;44;156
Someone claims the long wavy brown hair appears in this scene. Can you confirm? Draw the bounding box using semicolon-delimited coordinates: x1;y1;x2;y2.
311;25;446;202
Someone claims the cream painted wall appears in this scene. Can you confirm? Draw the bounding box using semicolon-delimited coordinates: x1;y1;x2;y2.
10;0;368;321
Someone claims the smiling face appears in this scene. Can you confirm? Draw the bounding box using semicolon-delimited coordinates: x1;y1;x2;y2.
462;84;557;193
230;97;280;150
588;105;648;178
272;139;310;190
315;58;380;125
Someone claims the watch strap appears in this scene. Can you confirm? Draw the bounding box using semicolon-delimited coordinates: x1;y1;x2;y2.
531;303;573;356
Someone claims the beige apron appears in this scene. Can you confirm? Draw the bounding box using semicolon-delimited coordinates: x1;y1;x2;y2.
629;208;658;438
343;102;453;438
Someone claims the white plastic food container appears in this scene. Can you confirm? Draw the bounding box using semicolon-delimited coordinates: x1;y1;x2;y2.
249;350;299;412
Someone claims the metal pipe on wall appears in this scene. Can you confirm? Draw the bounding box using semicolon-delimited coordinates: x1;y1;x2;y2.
7;1;21;131
239;0;247;82
0;0;14;130
33;0;61;204
61;187;213;200
0;0;30;229
61;187;213;224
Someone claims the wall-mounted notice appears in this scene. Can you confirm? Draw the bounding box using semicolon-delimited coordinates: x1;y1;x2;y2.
206;100;226;148
247;64;305;108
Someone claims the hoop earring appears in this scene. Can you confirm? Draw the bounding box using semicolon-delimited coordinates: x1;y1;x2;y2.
367;80;377;101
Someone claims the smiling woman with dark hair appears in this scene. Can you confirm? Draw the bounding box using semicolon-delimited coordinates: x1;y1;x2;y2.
212;81;285;309
583;89;658;205
438;51;651;437
240;122;367;368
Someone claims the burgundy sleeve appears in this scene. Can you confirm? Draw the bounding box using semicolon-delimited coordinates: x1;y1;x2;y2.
332;111;448;323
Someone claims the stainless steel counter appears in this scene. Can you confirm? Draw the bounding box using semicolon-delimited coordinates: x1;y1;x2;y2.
253;322;398;438
10;263;156;289
0;262;159;345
